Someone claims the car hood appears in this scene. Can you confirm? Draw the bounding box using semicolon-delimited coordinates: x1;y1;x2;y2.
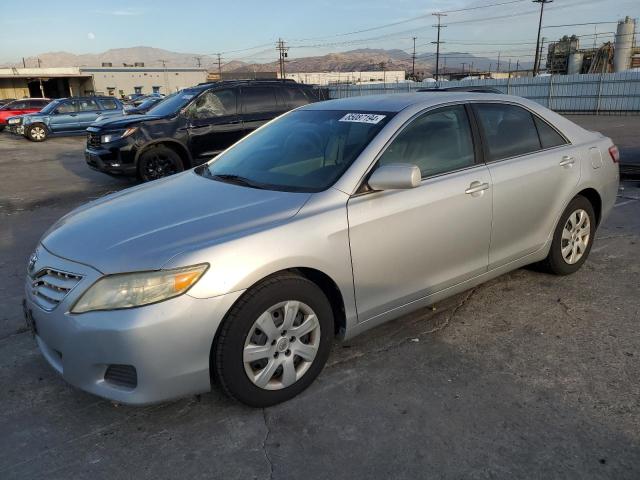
90;114;161;129
42;171;312;274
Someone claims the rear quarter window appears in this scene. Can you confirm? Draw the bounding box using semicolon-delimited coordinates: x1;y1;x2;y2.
99;98;120;110
533;115;567;149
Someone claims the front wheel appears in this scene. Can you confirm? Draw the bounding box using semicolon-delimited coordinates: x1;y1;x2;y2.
137;145;184;182
213;274;334;407
540;195;596;275
26;124;48;142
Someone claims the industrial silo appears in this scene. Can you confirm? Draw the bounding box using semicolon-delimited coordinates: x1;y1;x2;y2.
568;52;584;74
614;16;635;72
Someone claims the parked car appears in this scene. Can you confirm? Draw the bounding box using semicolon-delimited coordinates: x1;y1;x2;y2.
24;93;619;407
0;98;16;107
417;86;504;94
0;98;50;131
85;80;320;181
8;96;124;141
123;95;164;115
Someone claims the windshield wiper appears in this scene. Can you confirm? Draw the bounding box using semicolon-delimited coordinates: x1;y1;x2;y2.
211;173;265;189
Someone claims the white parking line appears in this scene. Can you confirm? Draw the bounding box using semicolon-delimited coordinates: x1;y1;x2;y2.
614;200;637;207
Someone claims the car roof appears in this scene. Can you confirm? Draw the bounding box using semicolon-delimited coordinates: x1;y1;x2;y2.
301;92;511;113
194;79;304;90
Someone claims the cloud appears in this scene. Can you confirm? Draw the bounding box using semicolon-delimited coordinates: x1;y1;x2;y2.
98;8;143;16
87;32;96;40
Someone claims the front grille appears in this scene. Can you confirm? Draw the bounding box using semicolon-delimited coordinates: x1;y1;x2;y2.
104;364;138;389
30;268;82;311
87;132;101;148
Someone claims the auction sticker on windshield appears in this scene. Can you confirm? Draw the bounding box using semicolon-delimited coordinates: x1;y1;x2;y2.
339;113;386;124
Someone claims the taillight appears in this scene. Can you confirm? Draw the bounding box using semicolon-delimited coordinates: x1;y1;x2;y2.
608;145;620;163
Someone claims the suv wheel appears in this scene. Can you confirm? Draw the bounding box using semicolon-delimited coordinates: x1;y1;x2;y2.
26;124;48;142
137;145;184;182
213;273;333;407
540;195;596;275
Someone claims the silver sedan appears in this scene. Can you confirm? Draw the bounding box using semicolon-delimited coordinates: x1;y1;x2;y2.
24;93;619;407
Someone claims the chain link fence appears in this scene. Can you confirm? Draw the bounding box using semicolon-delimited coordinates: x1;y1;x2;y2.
327;71;640;114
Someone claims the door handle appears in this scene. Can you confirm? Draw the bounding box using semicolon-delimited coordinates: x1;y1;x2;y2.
465;181;490;195
559;155;575;167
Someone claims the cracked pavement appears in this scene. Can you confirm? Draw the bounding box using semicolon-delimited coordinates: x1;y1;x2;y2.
1;115;639;479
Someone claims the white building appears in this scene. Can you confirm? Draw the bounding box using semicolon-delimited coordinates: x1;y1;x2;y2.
284;71;406;85
0;66;208;99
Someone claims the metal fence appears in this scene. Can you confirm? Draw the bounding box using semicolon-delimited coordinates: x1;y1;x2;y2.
327;71;640;114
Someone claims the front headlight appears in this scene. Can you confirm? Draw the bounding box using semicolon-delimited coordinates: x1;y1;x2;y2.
71;264;208;313
8;117;21;125
101;127;137;144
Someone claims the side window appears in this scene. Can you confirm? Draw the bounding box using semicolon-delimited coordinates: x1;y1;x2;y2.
32;100;49;109
474;104;541;161
12;101;28;109
378;105;475;178
55;101;77;114
281;87;310;109
241;86;278;114
99;98;119;110
191;89;237;119
533;115;567;149
78;99;99;112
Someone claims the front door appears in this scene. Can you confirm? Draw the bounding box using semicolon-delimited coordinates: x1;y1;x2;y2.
347;104;493;321
49;100;79;132
187;88;243;160
471;103;581;268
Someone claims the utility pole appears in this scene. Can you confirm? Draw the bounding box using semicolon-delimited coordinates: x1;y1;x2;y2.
216;53;223;77
532;0;552;76
276;39;289;79
37;57;41;68
538;36;546;74
159;59;170;93
194;56;202;68
411;36;417;80
496;52;501;72
461;62;467;74
431;13;447;81
22;57;26;68
508;58;512;78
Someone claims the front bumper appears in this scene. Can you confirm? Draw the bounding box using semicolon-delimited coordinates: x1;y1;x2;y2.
8;124;25;135
85;136;138;176
24;245;244;405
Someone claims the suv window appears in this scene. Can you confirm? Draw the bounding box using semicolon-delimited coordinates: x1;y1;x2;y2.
241;86;279;114
191;89;236;119
474;103;541;161
79;99;100;112
534;115;567;149
280;86;310;109
27;100;47;109
99;98;119;110
55;101;77;114
378;105;475;178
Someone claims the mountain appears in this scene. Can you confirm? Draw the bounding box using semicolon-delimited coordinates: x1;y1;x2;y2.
4;46;532;74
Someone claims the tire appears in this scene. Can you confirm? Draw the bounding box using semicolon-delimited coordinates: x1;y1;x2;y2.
137;145;184;182
0;125;5;132
26;124;48;142
539;195;596;275
213;273;334;407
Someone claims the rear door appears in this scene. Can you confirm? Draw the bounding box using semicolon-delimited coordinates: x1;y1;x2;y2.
472;102;580;268
186;88;243;160
240;85;286;134
76;98;103;128
347;104;493;320
49;100;79;132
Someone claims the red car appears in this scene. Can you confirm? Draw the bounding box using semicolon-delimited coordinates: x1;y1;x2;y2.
0;98;51;131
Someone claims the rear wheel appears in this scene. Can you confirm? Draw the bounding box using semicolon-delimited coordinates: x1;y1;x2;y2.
213;274;333;407
540;195;596;275
137;145;184;182
26;124;48;142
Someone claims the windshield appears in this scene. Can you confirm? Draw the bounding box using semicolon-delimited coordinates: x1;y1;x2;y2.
39;100;62;114
199;109;394;192
146;90;196;116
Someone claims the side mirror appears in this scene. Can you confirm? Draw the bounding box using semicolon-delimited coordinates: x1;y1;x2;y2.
368;163;421;191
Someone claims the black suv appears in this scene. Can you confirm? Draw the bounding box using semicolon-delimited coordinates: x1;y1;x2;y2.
85;80;320;181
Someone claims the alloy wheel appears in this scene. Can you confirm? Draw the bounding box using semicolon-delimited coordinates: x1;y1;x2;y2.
561;208;591;264
142;153;179;181
243;300;321;390
30;126;46;141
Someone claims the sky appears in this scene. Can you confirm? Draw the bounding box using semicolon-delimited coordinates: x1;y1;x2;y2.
0;0;638;67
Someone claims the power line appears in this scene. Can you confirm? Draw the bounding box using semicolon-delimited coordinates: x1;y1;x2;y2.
543;21;619;28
